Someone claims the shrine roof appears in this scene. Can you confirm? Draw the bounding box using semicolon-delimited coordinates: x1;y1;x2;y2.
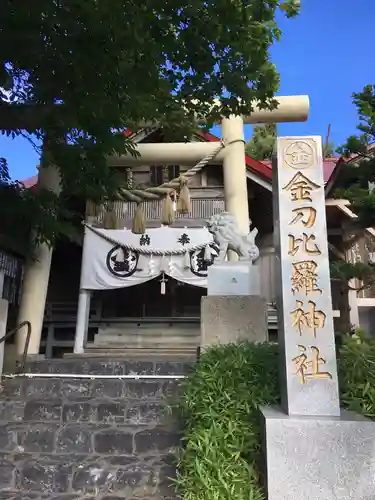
21;174;38;188
259;157;339;186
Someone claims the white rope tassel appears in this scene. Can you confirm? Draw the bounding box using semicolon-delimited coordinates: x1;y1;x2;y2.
184;250;191;268
168;256;174;275
160;273;167;295
149;254;156;275
204;244;211;261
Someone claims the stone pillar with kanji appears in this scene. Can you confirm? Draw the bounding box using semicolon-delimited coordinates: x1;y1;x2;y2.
261;137;375;500
273;137;340;416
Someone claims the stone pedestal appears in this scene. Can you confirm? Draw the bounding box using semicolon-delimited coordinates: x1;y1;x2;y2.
261;406;375;500
207;261;260;296
201;295;267;348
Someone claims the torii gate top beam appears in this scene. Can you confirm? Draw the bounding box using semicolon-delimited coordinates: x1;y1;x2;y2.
197;95;309;124
109;95;310;166
240;95;309;124
0;95;308;131
136;95;309;127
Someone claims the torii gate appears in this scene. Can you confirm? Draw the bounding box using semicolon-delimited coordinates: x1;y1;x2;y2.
16;95;309;356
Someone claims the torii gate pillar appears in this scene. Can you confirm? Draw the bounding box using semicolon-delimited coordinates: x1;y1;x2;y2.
220;95;309;258
221;115;249;235
16;152;62;358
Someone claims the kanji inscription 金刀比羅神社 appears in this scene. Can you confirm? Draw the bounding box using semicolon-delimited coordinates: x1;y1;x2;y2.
273;137;340;417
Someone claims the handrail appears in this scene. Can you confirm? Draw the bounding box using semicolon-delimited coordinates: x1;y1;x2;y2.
0;321;32;373
196;346;201;362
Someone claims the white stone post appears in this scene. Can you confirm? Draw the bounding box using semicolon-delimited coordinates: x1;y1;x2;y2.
0;271;4;299
272;136;340;417
261;135;375;500
221;116;249;260
348;289;360;328
74;290;91;354
16;160;61;357
343;234;360;329
74;225;92;354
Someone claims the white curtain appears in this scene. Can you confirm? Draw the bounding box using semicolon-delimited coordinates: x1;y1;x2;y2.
80;225;218;291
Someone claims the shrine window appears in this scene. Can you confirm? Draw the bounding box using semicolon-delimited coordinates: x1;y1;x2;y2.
168;165;180;181
150;166;164;186
111;167;129;185
205;165;224;185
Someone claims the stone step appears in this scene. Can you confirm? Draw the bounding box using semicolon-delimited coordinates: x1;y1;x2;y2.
93;342;198;351
0;494;175;500
0;422;180;454
85;346;198;353
0;398;177;425
92;340;198;349
0;494;176;500
24;358;194;375
0;377;181;402
93;336;199;347
1;376;182;403
97;326;200;336
83;347;198;360
0;450;177;497
83;349;197;357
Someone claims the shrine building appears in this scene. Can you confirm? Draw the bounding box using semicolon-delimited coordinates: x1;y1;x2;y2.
2;99;375;360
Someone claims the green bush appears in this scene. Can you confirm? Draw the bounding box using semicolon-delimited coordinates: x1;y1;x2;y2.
175;336;375;500
338;331;375;419
174;342;279;500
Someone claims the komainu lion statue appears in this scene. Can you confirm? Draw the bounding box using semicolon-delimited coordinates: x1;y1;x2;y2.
206;212;259;262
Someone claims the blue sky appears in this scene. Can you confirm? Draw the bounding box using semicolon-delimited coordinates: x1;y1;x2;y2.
1;0;374;181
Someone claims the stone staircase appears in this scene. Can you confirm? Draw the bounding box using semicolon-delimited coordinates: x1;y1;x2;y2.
86;322;200;359
0;358;189;499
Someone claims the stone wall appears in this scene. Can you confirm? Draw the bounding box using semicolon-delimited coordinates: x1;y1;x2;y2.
0;359;188;498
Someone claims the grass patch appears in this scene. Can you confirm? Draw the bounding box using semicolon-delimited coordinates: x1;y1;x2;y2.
338;330;375;419
174;342;279;500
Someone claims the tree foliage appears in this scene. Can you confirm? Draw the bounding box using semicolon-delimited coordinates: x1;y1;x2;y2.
336;84;375;228
323;140;335;158
0;158;77;254
245;122;277;160
330;84;375;333
331;260;375;288
245;124;336;161
0;0;300;248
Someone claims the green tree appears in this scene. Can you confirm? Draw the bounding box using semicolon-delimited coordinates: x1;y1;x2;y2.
0;0;300;249
245;123;277;160
323;140;335;158
331;84;375;334
331;259;375;335
336;85;375;227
